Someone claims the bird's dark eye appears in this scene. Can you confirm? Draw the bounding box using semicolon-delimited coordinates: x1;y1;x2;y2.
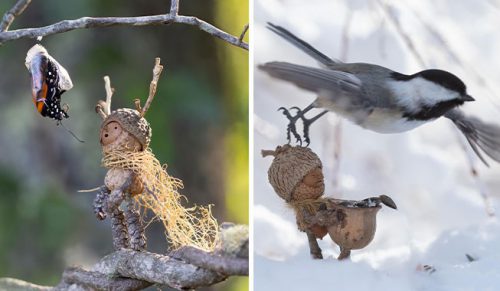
105;134;109;137
115;127;117;130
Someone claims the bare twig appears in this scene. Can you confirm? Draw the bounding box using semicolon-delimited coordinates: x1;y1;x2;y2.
170;246;249;276
170;0;179;17
0;278;50;291
95;76;114;119
239;23;249;43
404;3;500;112
60;267;151;291
0;0;32;32
104;76;113;115
175;15;249;50
376;0;426;67
140;57;163;117
95;101;108;120
0;9;249;50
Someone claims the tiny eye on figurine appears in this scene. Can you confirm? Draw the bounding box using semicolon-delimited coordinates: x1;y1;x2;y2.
100;121;123;146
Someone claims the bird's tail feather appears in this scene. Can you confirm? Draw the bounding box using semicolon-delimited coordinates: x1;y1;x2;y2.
258;61;360;93
267;22;339;66
445;109;500;166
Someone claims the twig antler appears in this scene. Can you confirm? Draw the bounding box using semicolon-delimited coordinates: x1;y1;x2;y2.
136;57;164;117
0;0;31;32
95;76;114;119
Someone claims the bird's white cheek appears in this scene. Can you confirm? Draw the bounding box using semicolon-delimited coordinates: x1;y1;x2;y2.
388;77;458;113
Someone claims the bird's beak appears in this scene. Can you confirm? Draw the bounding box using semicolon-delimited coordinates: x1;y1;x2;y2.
462;94;475;102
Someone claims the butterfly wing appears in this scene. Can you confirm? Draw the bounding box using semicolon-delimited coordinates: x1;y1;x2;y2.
25;44;72;121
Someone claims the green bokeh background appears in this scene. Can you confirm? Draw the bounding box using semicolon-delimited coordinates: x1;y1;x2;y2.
0;1;248;290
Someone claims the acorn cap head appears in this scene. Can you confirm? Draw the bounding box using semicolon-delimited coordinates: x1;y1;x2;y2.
266;145;324;202
101;108;151;148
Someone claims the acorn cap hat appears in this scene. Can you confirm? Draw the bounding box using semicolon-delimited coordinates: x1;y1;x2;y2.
102;108;151;148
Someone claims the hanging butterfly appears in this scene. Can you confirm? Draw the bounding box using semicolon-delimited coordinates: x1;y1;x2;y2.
25;44;73;121
24;44;83;142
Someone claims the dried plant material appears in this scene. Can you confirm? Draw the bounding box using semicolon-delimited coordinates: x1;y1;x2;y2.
102;148;219;251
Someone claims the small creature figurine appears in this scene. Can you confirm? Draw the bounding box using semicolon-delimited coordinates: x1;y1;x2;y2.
25;44;73;121
263;145;397;260
93;58;219;251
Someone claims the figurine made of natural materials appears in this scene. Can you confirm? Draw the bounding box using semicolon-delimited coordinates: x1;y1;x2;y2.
262;144;397;260
92;58;218;252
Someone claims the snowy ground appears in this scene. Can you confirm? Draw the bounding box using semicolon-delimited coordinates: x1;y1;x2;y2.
253;0;500;290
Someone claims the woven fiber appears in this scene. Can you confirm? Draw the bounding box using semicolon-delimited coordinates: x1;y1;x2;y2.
267;145;323;202
102;108;151;148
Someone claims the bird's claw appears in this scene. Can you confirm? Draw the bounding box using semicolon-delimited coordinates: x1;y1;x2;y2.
278;107;302;145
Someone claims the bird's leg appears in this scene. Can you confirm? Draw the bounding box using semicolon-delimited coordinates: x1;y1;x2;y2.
93;185;110;220
124;198;147;251
301;110;328;146
278;107;302;144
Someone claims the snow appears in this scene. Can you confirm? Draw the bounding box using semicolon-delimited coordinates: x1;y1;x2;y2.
253;0;500;290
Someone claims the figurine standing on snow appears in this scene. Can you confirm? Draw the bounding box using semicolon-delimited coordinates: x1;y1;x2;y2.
93;58;219;252
262;145;397;260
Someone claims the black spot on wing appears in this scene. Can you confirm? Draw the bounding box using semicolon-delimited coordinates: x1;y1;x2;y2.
40;60;68;121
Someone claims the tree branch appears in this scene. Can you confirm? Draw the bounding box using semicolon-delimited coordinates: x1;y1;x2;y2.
170;0;179;17
0;4;248;50
55;248;245;290
0;0;32;32
2;223;248;291
0;278;51;291
170;246;249;276
59;267;152;291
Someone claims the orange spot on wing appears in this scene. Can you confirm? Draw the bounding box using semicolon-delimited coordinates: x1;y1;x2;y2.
34;82;48;113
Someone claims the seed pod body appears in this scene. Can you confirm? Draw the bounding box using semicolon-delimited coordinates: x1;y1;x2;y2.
104;168;144;196
327;202;381;259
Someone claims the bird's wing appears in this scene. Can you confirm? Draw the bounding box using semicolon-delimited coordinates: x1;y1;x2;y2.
258;61;373;109
445;109;500;166
259;61;360;93
267;23;340;67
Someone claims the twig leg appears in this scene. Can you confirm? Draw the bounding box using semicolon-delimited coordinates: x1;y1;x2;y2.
337;247;351;260
124;200;146;251
306;231;323;259
106;189;129;250
93;186;110;220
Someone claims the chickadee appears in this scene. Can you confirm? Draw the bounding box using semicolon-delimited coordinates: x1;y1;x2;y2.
259;23;500;166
